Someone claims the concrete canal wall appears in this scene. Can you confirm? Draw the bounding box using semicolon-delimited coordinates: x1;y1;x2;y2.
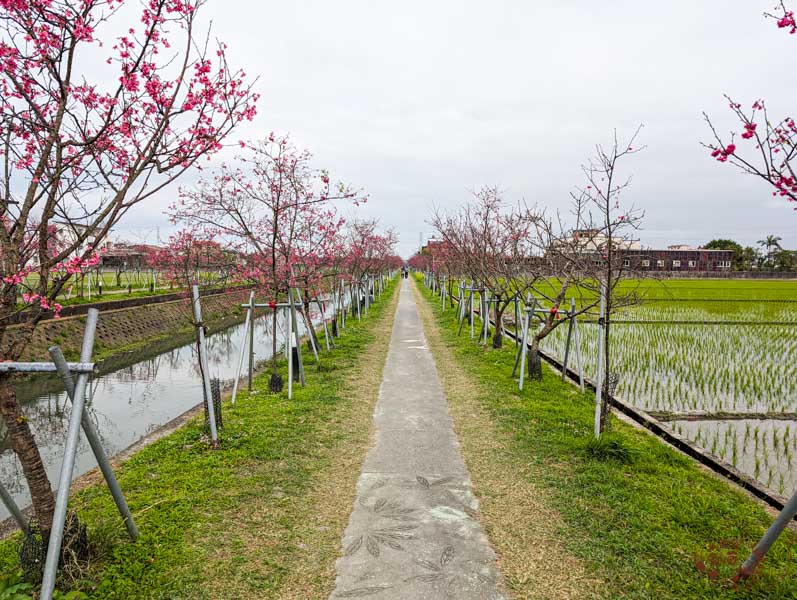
11;288;252;362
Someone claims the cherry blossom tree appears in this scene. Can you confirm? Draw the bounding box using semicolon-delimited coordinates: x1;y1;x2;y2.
568;129;645;433
290;205;346;348
407;252;428;271
0;0;257;540
171;134;363;391
146;229;234;290
342;219;397;284
704;3;796;208
431;187;541;349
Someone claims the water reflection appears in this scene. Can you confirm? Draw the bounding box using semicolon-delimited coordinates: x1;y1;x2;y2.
0;305;326;521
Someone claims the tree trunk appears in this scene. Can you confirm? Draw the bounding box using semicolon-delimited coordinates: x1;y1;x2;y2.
271;305;279;377
599;385;611;432
269;306;283;392
0;379;55;536
492;307;504;349
527;337;543;381
599;307;612;432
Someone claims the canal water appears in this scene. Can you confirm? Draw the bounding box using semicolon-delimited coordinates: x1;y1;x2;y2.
0;298;353;523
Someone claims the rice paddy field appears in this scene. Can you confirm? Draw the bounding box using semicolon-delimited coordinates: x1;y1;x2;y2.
539;279;797;497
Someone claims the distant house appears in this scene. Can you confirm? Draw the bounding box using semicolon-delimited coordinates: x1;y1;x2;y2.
620;247;733;272
550;235;733;273
99;242;161;269
52;222;105;259
418;237;449;268
565;229;643;253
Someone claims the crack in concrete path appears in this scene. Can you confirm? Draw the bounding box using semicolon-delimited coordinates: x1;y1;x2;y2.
331;280;506;599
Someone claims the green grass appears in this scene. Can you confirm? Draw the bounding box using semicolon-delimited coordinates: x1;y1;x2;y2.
440;276;797;306
629;279;797;301
0;278;398;599
417;275;797;599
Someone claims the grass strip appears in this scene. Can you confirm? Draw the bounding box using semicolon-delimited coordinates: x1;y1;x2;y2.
414;276;797;599
0;277;399;599
412;280;601;599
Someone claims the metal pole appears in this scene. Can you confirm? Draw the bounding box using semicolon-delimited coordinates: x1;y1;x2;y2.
0;362;95;374
356;283;362;321
289;289;305;386
572;298;585;392
481;290;489;345
518;308;530;391
286;303;293;399
562;306;575;381
0;479;29;534
469;289;475;339
295;289;319;361
49;346;138;540
512;296;534;377
594;283;607;437
317;298;333;350
247;294;255;393
737;488;797;579
41;309;99;600
340;281;346;329
192;285;218;445
232;291;254;404
514;295;520;348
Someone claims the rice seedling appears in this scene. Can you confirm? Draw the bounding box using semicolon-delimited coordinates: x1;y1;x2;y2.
539;279;797;496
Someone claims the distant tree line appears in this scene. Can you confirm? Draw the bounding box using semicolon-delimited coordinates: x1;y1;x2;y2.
704;236;794;271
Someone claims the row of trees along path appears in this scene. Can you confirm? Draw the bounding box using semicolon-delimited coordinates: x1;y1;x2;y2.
0;1;405;581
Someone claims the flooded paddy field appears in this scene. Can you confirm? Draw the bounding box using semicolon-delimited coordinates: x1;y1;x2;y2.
541;279;797;496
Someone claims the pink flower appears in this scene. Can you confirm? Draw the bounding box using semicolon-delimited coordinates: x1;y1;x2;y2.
741;122;757;140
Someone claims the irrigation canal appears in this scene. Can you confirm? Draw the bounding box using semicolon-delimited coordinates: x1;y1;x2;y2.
0;303;338;524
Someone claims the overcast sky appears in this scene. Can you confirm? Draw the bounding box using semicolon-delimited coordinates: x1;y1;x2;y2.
118;0;797;258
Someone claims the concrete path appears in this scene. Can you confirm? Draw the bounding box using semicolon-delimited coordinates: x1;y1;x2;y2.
331;279;506;599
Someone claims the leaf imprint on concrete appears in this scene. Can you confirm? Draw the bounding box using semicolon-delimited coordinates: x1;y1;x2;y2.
336;584;393;597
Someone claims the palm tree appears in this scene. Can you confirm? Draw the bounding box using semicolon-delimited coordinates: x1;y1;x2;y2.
757;235;782;268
